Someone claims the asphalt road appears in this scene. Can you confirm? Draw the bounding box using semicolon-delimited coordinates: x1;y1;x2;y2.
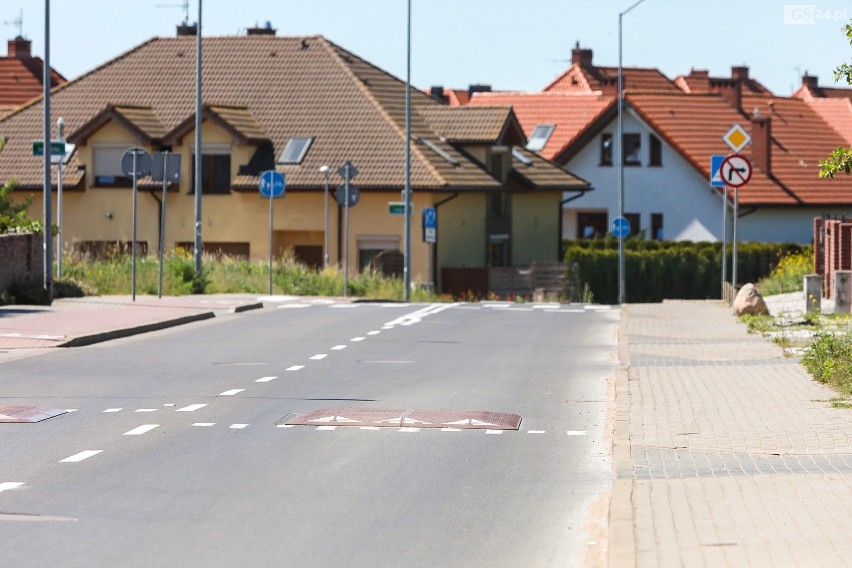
0;300;618;567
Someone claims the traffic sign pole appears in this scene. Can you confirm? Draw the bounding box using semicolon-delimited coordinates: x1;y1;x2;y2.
344;167;351;297
722;185;728;300
269;187;274;295
121;147;152;302
732;186;739;294
158;151;169;299
132;151;138;301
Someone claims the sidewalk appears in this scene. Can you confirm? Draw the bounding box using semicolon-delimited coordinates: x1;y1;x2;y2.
610;300;852;567
0;295;267;359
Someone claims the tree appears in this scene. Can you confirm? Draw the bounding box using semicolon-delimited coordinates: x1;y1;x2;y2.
819;22;852;178
0;138;42;234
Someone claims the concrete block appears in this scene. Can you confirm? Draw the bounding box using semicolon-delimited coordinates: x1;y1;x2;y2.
804;275;822;314
834;270;852;314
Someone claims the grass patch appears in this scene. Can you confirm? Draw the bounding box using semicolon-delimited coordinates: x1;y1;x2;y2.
800;333;852;397
755;250;813;296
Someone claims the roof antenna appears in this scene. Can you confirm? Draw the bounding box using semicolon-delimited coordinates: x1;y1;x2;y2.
3;8;24;37
155;0;190;25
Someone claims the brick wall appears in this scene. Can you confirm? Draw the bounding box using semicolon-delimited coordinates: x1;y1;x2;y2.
0;233;44;293
814;218;852;299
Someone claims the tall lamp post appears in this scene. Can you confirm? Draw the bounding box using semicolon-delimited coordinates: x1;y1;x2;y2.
617;0;648;305
56;117;64;279
402;0;412;301
320;165;330;267
193;0;203;279
42;0;53;303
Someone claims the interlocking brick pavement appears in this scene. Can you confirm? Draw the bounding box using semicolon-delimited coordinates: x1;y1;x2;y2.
610;300;852;568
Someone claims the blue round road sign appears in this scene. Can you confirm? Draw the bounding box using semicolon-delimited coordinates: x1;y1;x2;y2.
259;170;285;198
611;216;631;239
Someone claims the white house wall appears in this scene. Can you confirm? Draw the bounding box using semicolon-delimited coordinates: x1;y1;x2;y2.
563;110;724;242
561;110;844;245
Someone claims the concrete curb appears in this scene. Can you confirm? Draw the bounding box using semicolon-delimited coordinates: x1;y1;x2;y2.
59;311;215;347
608;304;636;568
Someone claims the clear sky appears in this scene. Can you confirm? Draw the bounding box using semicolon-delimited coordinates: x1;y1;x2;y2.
5;0;852;96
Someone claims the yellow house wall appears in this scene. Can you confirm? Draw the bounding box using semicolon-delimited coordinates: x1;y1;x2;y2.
512;191;561;264
436;192;485;268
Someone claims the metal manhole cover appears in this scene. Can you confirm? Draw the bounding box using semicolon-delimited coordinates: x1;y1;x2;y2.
0;406;67;423
279;408;521;430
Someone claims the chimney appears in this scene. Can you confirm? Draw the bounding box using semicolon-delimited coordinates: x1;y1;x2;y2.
247;21;277;36
731;66;750;81
468;84;492;97
683;69;710;93
716;79;743;113
7;36;31;58
430;86;446;102
751;117;772;174
571;41;593;66
177;22;198;36
802;73;819;91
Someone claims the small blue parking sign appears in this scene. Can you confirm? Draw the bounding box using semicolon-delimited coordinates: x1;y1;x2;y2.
422;207;437;243
611;216;631;239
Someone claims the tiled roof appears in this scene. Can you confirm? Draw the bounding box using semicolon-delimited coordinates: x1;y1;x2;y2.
803;98;852;145
0;39;65;108
467;91;615;161
0;35;584;194
417;106;518;143
742;93;852;205
544;64;679;94
625;92;852;206
70;104;166;144
509;146;588;190
675;69;772;96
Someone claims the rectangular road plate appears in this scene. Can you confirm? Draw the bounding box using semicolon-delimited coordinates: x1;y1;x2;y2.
0;406;67;423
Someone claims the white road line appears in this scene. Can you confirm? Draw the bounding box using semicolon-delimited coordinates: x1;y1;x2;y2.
384;303;454;326
485;430;503;435
286;365;305;371
276;424;295;428
351;337;365;342
359;426;381;430
331;345;347;351
367;331;380;336
316;426;337;431
103;408;122;413
64;409;78;413
135;408;157;413
255;376;278;383
277;304;309;309
399;427;420;433
164;404;176;407
330;304;360;309
229;424;249;429
124;424;159;436
60;450;102;463
440;428;462;432
527;430;546;434
310;354;327;360
566;431;588;436
0;482;25;493
193;423;216;427
219;389;245;396
381;326;394;330
176;404;208;412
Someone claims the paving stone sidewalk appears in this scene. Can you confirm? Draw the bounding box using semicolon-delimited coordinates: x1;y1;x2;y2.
610;300;852;568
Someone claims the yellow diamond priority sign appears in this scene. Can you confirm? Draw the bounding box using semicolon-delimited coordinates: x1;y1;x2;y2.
723;124;751;153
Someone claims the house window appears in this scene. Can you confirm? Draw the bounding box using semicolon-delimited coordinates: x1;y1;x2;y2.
278;137;313;164
600;134;613;166
357;235;401;272
578;212;608;239
191;154;231;194
651;213;664;240
649;134;662;166
623;134;641;165
93;146;132;187
625;213;641;238
526;124;555;152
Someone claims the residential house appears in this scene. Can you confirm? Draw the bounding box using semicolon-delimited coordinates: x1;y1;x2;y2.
0;35;65;119
464;45;852;244
0;25;588;296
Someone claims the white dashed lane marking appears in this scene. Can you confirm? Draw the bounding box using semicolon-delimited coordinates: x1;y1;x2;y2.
255;376;277;383
527;430;546;434
103;408;122;413
331;345;347;351
366;331;380;336
176;404;208;412
351;337;365;342
0;482;25;493
219;389;245;396
310;354;328;360
193;423;216;427
135;409;157;413
60;450;102;463
567;431;587;436
286;365;304;371
229;424;249;429
124;424;159;436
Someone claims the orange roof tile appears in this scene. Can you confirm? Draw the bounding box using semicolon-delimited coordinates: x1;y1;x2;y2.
544;64;679;95
803;98;852;145
467;91;615;161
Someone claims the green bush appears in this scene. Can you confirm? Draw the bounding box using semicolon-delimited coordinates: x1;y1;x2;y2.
801;333;852;395
756;251;813;295
564;240;809;304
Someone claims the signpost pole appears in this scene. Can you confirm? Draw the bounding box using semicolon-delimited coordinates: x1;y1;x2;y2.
56;118;64;279
158;151;169;299
268;188;274;295
732;186;739;293
343;166;351;298
722;185;728;300
42;0;53;304
131;151;138;302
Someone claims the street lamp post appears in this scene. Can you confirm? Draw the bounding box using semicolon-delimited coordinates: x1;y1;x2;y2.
617;0;648;305
56;117;64;279
193;0;203;279
320;165;330;267
42;0;53;303
403;0;413;301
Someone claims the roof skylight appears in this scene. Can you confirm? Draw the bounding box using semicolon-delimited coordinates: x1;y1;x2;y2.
526;124;555;152
419;138;460;166
278;137;313;164
512;148;532;166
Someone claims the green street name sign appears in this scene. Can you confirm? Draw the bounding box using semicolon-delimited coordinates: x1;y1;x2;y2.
32;140;66;157
388;201;405;215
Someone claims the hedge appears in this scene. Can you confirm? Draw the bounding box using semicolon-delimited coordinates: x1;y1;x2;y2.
564;239;809;304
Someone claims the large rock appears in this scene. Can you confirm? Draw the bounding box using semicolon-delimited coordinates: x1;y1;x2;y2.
733;283;769;316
